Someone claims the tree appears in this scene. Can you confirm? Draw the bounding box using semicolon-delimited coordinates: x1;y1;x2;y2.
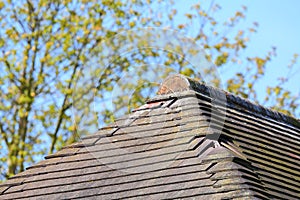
0;0;298;180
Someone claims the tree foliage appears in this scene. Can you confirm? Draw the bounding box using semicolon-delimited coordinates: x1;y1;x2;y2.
0;0;298;180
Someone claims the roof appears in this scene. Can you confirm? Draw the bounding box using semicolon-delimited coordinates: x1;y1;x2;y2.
0;74;299;199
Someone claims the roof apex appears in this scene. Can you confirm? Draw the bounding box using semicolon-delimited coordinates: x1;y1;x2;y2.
156;74;300;129
157;74;200;95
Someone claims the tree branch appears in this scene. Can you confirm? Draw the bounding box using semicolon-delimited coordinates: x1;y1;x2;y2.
0;123;9;146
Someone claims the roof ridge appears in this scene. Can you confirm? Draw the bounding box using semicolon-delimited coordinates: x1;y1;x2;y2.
155;74;300;129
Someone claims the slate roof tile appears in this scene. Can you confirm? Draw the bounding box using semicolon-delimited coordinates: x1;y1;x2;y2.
1;74;299;199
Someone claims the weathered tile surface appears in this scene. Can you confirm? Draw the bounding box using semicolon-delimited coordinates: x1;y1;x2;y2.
0;74;299;199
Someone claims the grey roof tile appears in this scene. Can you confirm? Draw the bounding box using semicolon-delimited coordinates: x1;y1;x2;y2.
1;74;299;199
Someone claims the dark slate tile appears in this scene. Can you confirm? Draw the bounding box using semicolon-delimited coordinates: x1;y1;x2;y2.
0;186;9;194
213;177;263;189
71;178;215;199
82;127;119;139
26;156;64;169
85;133;194;155
63;137;100;149
44;147;80;159
1;74;300;200
200;147;235;164
3;161;212;199
210;170;243;181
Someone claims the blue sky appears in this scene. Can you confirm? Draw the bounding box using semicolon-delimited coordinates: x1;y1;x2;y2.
175;0;300;109
219;0;300;101
224;0;300;85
